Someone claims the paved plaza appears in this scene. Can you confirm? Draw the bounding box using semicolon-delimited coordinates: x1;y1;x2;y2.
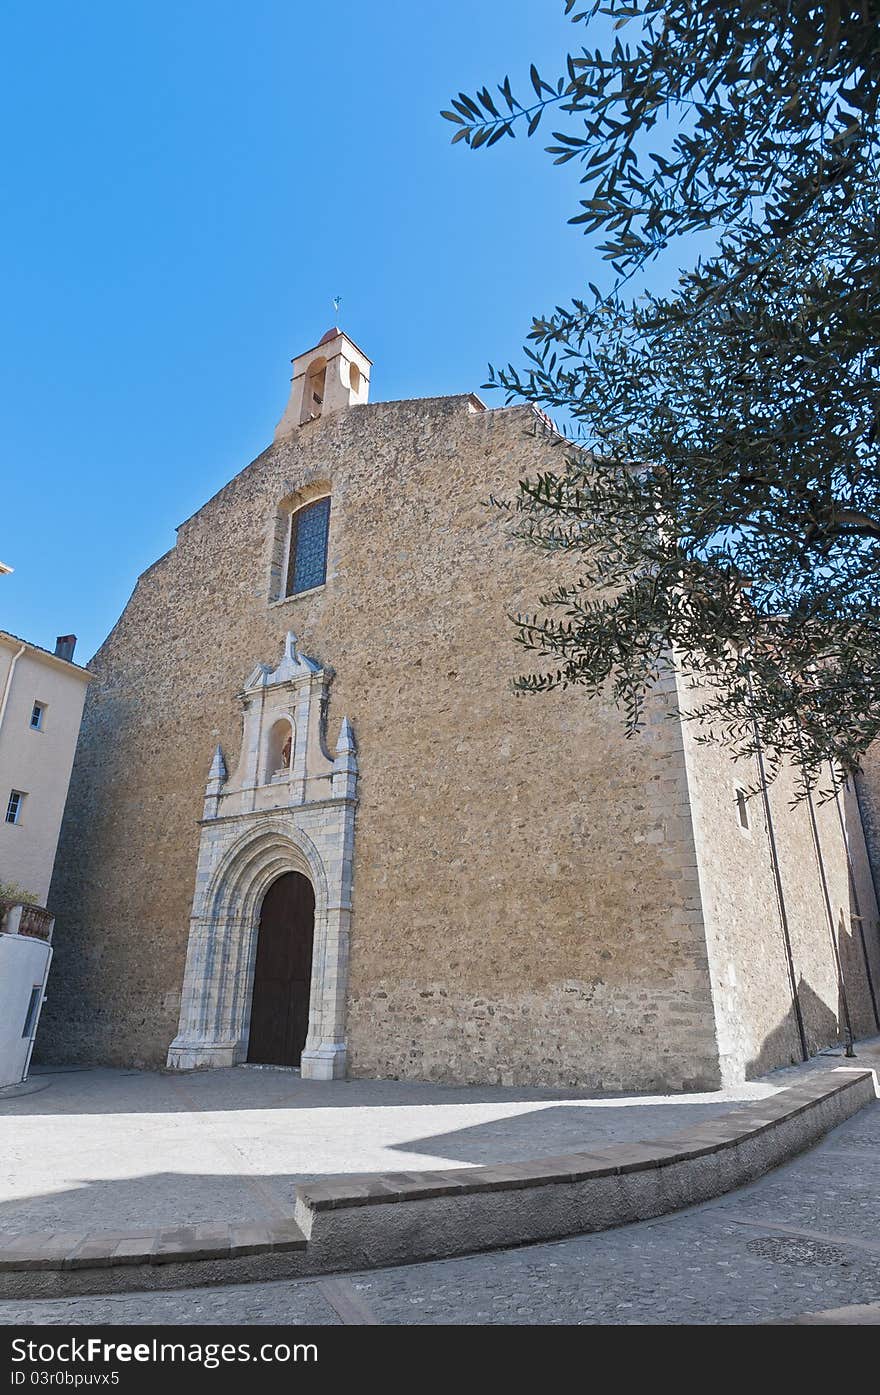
0;1086;878;1325
0;1049;867;1240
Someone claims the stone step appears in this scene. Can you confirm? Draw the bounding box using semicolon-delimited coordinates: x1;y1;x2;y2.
0;1216;307;1274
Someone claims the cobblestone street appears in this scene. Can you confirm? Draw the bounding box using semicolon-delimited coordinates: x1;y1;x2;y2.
2;1093;878;1326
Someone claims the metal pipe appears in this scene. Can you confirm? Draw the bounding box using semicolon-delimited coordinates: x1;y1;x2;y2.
804;781;856;1055
748;687;808;1062
851;775;880;975
831;774;880;1031
0;641;26;737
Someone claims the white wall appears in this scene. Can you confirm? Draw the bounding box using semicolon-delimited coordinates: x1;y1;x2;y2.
0;932;51;1087
0;638;89;904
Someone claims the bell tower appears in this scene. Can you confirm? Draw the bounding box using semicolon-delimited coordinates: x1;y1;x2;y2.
274;327;371;439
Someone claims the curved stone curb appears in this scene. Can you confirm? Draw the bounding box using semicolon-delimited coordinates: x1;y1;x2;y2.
0;1065;875;1299
292;1065;878;1274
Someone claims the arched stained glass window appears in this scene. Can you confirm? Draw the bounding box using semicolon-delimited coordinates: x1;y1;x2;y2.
286;497;330;596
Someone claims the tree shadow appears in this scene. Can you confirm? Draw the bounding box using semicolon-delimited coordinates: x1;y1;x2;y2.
0;1096;751;1239
744;977;842;1078
0;1170;305;1237
385;1097;745;1167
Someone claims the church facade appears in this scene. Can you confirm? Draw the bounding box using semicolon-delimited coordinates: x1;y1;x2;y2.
42;329;880;1090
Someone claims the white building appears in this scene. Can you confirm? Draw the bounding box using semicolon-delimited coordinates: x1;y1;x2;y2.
0;621;90;1087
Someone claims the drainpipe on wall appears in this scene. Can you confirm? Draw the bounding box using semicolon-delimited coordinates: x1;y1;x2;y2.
852;777;880;950
748;678;808;1062
0;642;26;737
804;779;856;1056
853;773;880;1013
831;773;880;1032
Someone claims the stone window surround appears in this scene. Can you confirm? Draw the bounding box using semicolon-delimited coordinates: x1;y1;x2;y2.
734;785;753;836
268;483;332;606
269;585;326;609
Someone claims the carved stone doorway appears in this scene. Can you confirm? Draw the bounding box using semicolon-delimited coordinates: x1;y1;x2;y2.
166;632;357;1080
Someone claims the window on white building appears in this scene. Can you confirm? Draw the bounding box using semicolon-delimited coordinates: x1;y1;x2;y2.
22;986;42;1038
29;702;45;730
5;790;25;824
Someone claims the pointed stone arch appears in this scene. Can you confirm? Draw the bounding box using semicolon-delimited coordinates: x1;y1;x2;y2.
208;819;327;922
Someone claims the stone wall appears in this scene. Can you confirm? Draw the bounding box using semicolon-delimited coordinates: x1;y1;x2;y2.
679;691;880;1083
855;750;880;943
42;396;725;1089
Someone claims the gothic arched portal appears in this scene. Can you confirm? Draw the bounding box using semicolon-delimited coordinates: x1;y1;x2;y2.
166;633;357;1080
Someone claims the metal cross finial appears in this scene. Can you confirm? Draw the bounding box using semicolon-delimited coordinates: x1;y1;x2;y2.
332;295;342;320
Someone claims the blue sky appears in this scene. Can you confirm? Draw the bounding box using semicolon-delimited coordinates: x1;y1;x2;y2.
1;1;617;661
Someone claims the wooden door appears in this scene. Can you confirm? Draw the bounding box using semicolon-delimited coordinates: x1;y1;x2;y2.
247;871;315;1066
